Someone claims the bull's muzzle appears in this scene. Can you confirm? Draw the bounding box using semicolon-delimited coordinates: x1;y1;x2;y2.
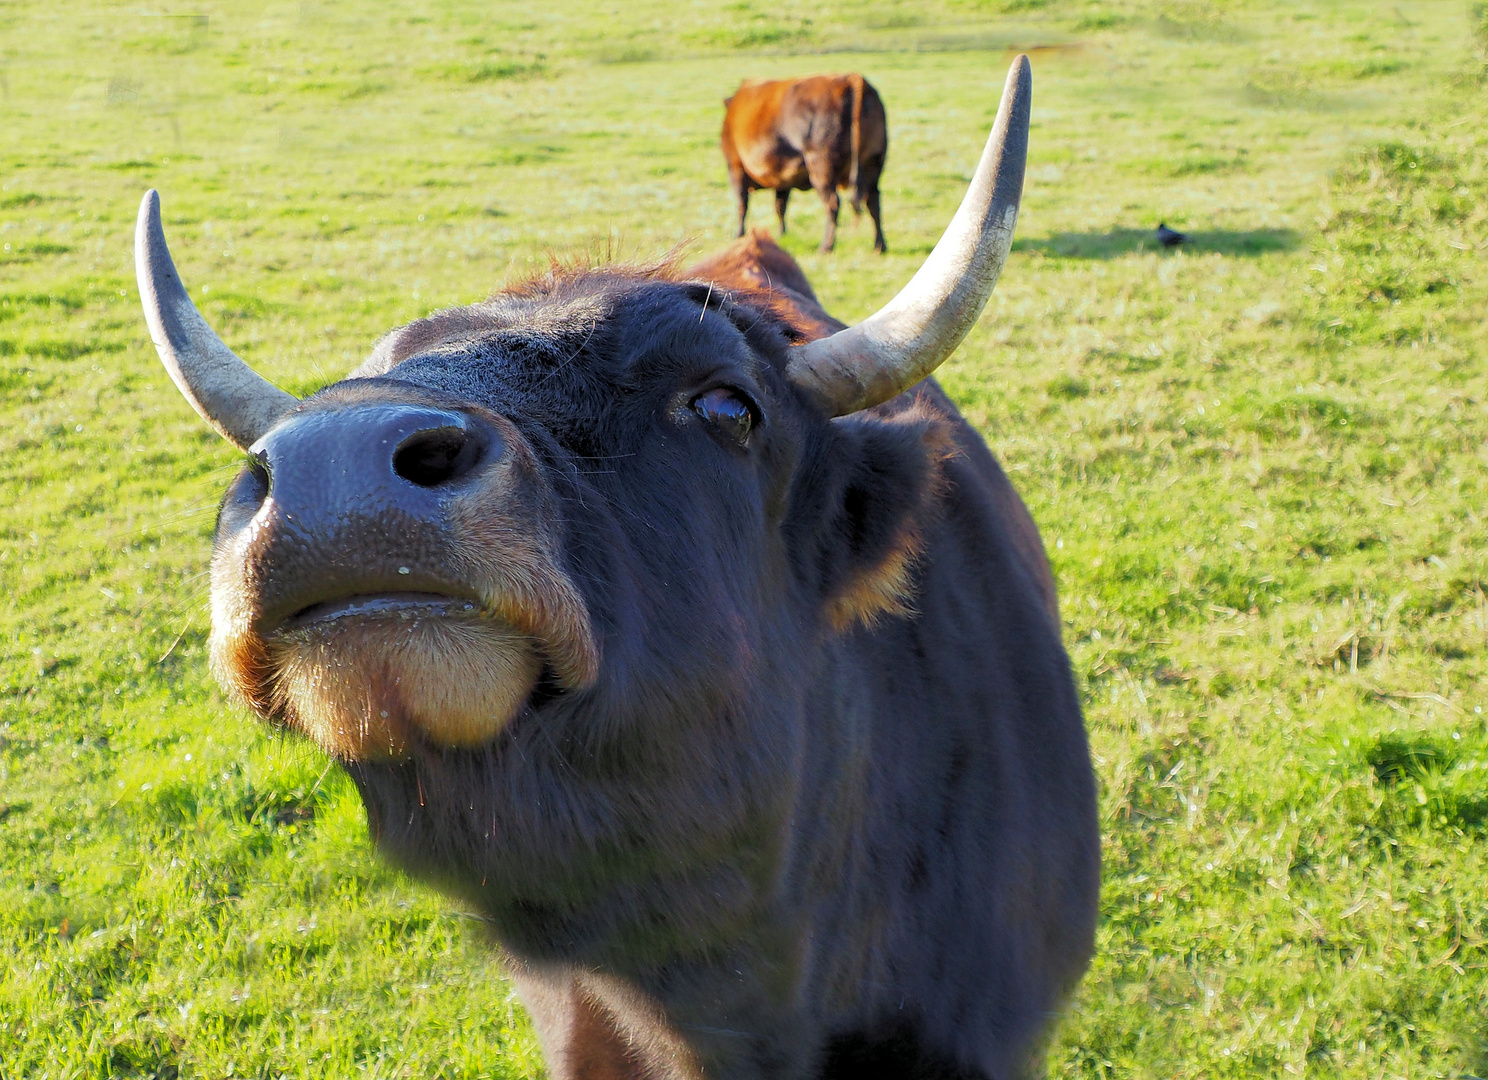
224;403;499;634
209;396;598;761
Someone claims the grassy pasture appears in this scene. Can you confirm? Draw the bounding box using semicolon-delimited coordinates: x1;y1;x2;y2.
3;0;1488;1076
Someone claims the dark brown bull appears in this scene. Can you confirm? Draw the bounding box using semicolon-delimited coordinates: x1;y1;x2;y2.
135;58;1096;1080
722;73;888;254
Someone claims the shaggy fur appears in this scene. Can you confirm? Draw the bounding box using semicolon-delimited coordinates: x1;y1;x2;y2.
206;233;1098;1079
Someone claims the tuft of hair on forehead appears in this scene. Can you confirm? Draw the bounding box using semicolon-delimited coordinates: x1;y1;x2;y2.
501;239;695;300
358;233;839;377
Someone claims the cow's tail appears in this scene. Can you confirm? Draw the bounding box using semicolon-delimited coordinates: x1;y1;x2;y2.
848;73;864;216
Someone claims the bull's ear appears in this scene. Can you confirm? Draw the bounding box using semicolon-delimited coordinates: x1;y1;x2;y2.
809;402;956;631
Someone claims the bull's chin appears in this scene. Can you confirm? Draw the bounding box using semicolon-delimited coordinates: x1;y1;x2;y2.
253;598;542;761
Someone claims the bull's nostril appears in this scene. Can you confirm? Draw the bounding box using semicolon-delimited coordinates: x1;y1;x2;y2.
240;451;271;507
248;452;270;491
393;427;481;488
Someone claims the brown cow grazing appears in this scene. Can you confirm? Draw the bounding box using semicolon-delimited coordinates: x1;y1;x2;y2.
722;72;888;254
135;58;1096;1080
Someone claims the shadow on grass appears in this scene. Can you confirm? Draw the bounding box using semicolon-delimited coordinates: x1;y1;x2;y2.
1014;227;1300;259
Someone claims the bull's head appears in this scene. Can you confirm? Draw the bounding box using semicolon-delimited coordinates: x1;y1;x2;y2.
136;59;1031;764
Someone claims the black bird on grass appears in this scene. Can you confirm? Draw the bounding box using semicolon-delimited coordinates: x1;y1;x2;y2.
1156;222;1188;248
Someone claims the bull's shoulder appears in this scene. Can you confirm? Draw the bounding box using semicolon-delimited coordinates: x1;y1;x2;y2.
686;231;844;343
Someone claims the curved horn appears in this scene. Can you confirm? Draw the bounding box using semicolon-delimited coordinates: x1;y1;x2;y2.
786;56;1032;416
135;190;296;449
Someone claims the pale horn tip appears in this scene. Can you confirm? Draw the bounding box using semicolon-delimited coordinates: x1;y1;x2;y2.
784;55;1033;417
134;188;297;450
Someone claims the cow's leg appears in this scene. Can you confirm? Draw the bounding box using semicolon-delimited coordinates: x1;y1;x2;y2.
853;149;888;254
866;186;886;254
775;188;790;235
805;154;840;253
815;186;840;253
733;179;751;238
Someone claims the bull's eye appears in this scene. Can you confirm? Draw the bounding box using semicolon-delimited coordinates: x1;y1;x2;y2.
692;388;754;444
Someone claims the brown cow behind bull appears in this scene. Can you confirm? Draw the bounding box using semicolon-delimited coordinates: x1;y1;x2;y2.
722;73;888;254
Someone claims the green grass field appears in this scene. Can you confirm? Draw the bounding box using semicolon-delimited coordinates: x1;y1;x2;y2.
3;1;1487;1076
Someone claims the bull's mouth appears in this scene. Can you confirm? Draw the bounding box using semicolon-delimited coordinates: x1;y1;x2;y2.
212;491;600;762
284;592;481;632
249;588;545;761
